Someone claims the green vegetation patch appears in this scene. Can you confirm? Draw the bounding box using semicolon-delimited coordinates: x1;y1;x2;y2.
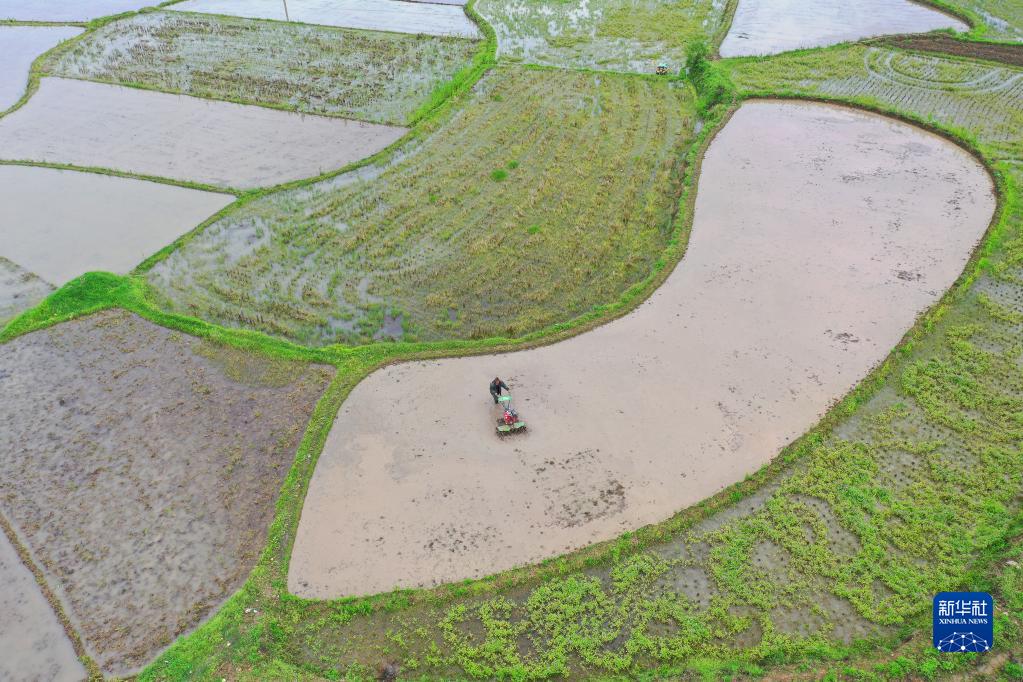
44;11;480;125
146;66;697;345
939;0;1023;41
476;0;730;73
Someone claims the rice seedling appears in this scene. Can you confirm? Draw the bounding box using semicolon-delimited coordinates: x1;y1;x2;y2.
476;0;731;73
44;11;480;125
940;0;1023;40
147;66;697;345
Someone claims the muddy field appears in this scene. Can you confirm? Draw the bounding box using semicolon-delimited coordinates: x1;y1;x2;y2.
169;0;480;38
0;0;154;21
289;100;995;598
0;530;84;682
0;78;407;189
719;0;966;57
0;165;232;287
0;26;82;111
0;310;334;674
0;257;52;327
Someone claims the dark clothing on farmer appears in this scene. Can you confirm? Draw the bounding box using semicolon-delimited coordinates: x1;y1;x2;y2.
490;379;509;404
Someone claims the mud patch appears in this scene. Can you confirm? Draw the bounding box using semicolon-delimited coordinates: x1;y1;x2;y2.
0;310;333;674
0;0;155;21
0;257;53;327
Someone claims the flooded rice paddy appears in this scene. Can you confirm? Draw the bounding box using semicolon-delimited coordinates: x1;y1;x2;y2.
720;0;967;57
0;0;156;21
0;78;407;189
288;100;995;598
169;0;481;38
0;165;232;287
0;531;84;682
0;26;82;112
477;0;727;72
0;310;334;674
0;257;52;327
46;11;479;126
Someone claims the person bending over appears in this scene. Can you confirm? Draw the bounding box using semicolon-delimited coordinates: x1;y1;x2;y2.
490;376;509;404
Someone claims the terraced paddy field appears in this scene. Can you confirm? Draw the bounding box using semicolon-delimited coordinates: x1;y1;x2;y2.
132;43;1023;682
944;0;1023;40
724;45;1023;163
0;310;334;674
476;0;729;72
147;67;696;345
45;11;480;125
289;99;995;598
0;531;84;682
719;0;967;57
0;77;406;189
167;0;481;38
0;258;52;327
0;26;81;111
0;0;155;21
0;165;232;287
5;0;1023;678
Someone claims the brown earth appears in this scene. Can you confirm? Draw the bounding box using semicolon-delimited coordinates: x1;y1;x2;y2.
0;309;333;675
288;101;995;599
880;34;1023;67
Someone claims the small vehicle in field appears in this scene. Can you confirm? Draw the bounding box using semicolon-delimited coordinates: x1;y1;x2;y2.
656;63;669;75
495;394;526;436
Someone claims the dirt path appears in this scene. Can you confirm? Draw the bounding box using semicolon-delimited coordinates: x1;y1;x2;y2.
289;101;994;598
0;78;407;189
720;0;966;57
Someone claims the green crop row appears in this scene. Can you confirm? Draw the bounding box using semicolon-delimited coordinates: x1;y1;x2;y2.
144;65;699;346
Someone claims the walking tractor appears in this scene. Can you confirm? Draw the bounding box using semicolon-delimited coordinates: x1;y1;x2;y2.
495;394;526;436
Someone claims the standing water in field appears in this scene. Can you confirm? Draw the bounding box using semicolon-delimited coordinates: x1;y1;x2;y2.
288;101;995;598
720;0;967;57
0;26;82;111
0;531;85;682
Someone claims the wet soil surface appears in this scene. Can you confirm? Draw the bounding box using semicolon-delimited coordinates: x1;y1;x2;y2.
0;310;333;675
0;530;84;682
0;256;52;328
880;34;1023;67
289;101;994;598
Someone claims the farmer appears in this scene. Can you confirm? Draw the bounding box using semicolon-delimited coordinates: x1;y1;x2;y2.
489;376;509;404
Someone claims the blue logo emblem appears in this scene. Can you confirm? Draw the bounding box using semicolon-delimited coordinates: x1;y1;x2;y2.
933;592;993;652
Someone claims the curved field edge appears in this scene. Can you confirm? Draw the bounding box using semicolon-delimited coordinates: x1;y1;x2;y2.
144;62;1023;680
0;35;1017;682
113;67;1014;678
